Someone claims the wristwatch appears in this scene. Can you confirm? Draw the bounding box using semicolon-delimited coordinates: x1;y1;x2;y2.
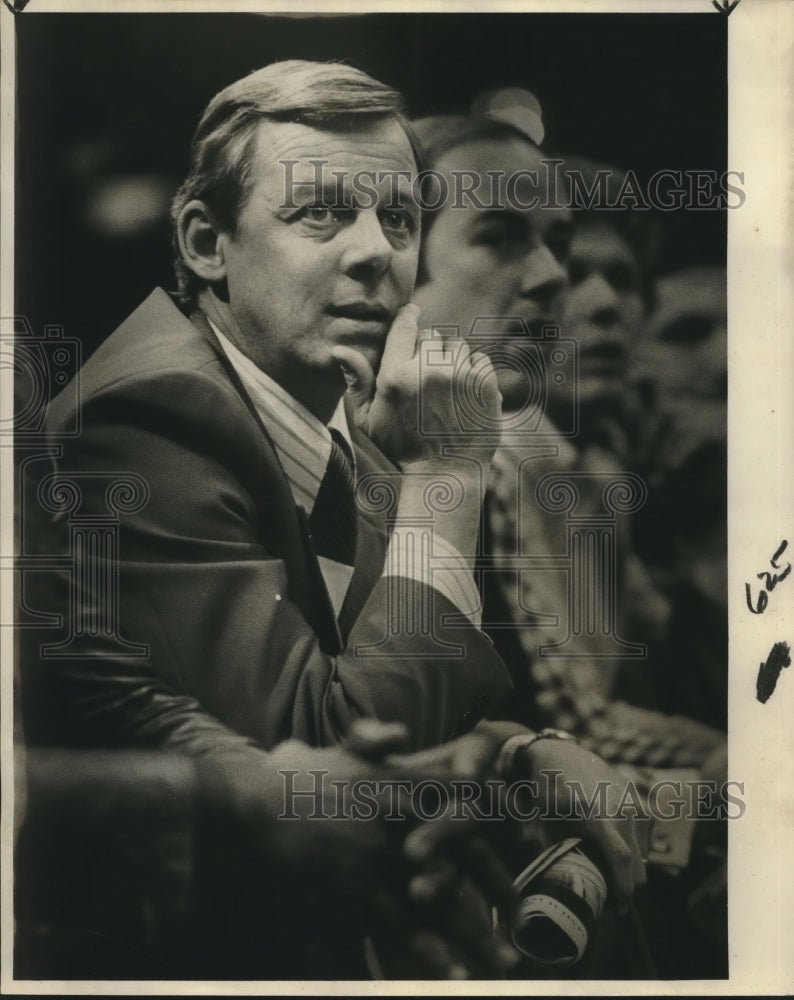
496;727;578;779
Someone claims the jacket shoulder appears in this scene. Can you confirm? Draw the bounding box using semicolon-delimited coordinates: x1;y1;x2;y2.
46;289;241;432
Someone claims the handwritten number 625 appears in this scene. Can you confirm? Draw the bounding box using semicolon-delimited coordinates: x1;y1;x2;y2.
746;540;791;615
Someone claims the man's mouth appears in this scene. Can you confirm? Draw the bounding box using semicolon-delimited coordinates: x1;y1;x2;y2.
326;302;393;324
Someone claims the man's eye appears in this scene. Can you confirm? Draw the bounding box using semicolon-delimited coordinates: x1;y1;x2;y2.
306;206;332;222
474;228;516;250
658;315;716;345
300;205;353;226
379;208;413;233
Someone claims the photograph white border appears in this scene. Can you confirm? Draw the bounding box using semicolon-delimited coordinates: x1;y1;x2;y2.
1;0;792;994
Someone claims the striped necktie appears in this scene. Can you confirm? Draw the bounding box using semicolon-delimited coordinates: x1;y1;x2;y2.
309;429;358;567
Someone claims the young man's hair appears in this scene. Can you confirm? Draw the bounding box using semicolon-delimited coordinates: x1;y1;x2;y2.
171;59;423;307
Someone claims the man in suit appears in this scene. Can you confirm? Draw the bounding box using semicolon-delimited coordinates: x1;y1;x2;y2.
23;61;645;977
38;60;512;755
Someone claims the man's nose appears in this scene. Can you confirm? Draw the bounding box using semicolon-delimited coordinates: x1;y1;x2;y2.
520;244;568;313
339;209;393;279
576;272;623;327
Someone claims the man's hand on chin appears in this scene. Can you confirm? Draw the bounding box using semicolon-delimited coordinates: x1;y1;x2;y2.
332;303;502;561
331;302;501;466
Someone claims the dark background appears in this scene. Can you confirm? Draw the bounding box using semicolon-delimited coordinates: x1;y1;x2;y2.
16;12;727;357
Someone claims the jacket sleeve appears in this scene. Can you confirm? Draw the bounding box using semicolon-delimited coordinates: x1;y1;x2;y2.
26;367;511;754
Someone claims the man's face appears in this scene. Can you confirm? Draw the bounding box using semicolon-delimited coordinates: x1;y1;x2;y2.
632;267;727;405
558;220;644;409
415;138;572;411
217;118;420;402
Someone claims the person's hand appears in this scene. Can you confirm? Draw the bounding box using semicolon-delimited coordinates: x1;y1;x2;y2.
346;720;519;978
517;737;648;913
331;303;502;469
380;720;506;779
399;722;648;914
199;720;519;979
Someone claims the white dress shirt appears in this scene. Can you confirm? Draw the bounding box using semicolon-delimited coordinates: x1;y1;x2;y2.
211;322;482;626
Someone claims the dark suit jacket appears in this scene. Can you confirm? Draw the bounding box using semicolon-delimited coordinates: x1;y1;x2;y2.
31;288;511;757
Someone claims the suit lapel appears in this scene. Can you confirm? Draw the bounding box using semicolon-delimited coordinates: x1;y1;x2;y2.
191;307;344;653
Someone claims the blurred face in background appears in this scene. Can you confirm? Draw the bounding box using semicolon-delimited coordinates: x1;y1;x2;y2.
632;266;727;407
414;136;572;412
554;218;645;413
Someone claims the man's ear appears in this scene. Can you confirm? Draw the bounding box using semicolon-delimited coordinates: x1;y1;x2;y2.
177;200;228;283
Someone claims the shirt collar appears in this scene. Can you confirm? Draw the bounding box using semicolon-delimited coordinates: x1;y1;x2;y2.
208;319;355;512
208;319;353;448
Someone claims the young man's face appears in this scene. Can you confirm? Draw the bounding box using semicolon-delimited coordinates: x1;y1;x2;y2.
632;267;727;406
559;219;645;410
415;137;572;412
217;117;420;404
